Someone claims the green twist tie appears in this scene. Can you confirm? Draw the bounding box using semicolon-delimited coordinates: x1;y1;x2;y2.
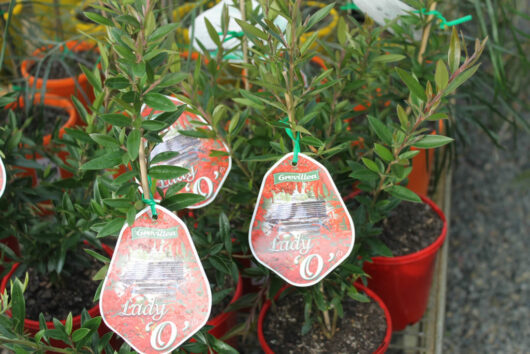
141;175;158;219
280;118;301;165
340;3;359;11
416;8;472;29
217;30;245;42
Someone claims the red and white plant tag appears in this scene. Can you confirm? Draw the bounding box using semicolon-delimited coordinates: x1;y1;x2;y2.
100;205;211;354
141;96;231;208
249;153;355;287
0;156;6;198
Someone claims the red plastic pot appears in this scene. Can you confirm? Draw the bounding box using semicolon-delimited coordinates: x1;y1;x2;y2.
0;236;20;275
258;282;392;354
20;40;98;107
5;94;79;186
207;272;243;346
0;244;116;350
363;195;447;331
188;272;243;352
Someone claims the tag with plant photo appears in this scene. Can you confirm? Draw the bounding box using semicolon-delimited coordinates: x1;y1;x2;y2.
140;96;231;208
100;205;212;354
250;153;355;287
0;156;5;198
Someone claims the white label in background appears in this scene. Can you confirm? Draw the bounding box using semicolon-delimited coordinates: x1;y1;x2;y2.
190;0;287;61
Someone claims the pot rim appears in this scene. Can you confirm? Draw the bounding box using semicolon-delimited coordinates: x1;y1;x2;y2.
370;194;447;265
0;243;113;330
257;282;392;354
20;40;98;88
206;271;244;327
5;93;78;146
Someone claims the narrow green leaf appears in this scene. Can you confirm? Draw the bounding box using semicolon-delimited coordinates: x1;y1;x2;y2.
387;185;421;202
148;23;179;42
65;313;73;335
83;12;113;26
362;157;380;173
398;150;420;160
98;218;125;238
204;18;221;47
444;64;481;95
161;193;205;210
306;3;335;31
127;129;141;160
11;278;25;334
72;328;91;342
396;104;409;129
367;116;393;145
84;248;110;263
90;134;121;148
434;60;449;91
426;112;448;121
98;113;131;127
105;77;129;89
395;68;427;101
151;151;180;165
149;165;189;180
144;93;178;112
412;135;454;149
234;19;268;41
448;27;461;73
81;151;123;170
373;54;406;63
374;144;393;162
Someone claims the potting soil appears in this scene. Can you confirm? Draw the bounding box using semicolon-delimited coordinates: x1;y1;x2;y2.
263;289;387;353
23;257;100;321
378;200;443;256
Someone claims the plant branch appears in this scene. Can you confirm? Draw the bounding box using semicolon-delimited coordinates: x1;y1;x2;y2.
138;133;150;198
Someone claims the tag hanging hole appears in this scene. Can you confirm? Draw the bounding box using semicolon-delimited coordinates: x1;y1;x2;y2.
291;161;298;167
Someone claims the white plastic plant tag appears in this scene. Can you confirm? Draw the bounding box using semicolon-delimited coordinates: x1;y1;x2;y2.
100;205;212;354
141;96;231;209
0;156;6;198
353;0;414;26
249;153;355;287
190;0;287;61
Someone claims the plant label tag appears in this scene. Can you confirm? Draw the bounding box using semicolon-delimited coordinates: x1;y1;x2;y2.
100;205;212;354
353;0;414;26
0;156;5;198
141;96;231;208
190;0;287;61
249;153;355;287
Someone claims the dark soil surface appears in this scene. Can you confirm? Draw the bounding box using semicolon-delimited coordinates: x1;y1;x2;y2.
23;260;100;321
263;289;387;353
0;106;70;137
378;200;443;256
28;49;99;79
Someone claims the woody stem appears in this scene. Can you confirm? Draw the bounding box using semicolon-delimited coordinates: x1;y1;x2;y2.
138;136;150;198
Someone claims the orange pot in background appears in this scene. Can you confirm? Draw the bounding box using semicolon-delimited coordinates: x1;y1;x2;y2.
407;120;444;196
20;40;99;107
6;94;79;186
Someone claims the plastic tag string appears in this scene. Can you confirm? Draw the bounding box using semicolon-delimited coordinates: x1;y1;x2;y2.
141;175;158;220
280;118;301;165
340;3;359;11
218;30;244;42
416;8;472;29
